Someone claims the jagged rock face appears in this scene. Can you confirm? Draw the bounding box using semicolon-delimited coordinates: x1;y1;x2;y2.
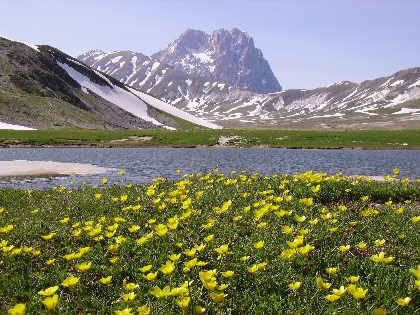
151;28;282;94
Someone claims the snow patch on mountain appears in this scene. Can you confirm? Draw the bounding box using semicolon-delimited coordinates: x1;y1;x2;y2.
57;61;163;127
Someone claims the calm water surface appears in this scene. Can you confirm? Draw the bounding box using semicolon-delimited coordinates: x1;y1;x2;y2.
1;148;419;189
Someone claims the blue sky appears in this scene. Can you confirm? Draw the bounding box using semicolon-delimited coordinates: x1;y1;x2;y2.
0;0;419;90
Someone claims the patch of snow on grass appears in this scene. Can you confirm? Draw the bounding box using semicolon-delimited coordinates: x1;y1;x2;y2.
308;113;344;119
392;108;420;115
0;122;36;130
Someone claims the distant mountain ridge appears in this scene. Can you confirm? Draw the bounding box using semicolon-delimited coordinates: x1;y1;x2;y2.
79;30;420;129
151;28;282;94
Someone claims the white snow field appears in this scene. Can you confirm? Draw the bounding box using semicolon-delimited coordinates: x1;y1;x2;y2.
0;122;36;130
0;160;109;177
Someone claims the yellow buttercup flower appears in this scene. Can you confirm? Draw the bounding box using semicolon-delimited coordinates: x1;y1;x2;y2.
326;267;337;274
209;292;228;302
61;275;79;287
253;241;265;249
159;260;175;275
114;308;134;315
374;239;386;246
222;270;234;278
373;308;386;315
75;261;92;272
124;282;138;291
316;277;331;289
396;297;411;306
137;305;151;315
143;272;158;281
325;294;341;302
42;294;59;310
7;303;26;315
339;245;351;252
288;281;302;290
138;265;153;273
38;285;59;296
122;292;136;302
99;276;112;285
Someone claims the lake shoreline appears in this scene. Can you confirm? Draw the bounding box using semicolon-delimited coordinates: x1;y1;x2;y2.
1;143;419;150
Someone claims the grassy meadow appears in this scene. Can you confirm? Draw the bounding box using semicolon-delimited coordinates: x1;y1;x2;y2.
1;168;420;314
0;129;420;149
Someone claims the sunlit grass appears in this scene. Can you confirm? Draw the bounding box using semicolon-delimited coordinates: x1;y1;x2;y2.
1;168;420;314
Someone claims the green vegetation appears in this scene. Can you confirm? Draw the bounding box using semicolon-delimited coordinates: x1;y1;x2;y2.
0;129;419;149
1;169;420;314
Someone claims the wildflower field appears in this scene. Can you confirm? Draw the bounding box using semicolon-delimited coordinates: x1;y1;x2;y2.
1;169;420;314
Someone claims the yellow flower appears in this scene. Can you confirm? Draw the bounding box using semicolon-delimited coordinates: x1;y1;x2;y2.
38;285;59;296
309;218;319;225
124;282;138;291
339;245;351;252
155;224;168;236
108;244;119;253
94;193;102;199
373;308;386;315
128;225;140;233
326;267;338;274
282;225;294;234
99;276;112;285
41;232;57;240
288;281;302;290
370;252;394;263
295;215;306;223
209;292;228;302
374;239;386;246
222;270;234;278
253;241;265;249
350;286;368;300
143;272;158;281
195;305;206;314
122;292;136;302
139;265;153;273
114;308;133;315
396;297;411;306
137;305;150;315
409;265;420;279
169;253;181;261
7;303;26;315
411;216;420;223
325;294;341;302
45;259;55;265
59;217;70;224
160;260;175;275
240;255;250;262
42;294;59;310
204;234;214;242
316;277;331;289
347;275;360;283
357;242;367;249
332;286;346;296
75;261;92;272
176;297;190;309
297;244;315;255
61;275;79;287
109;256;120;264
150;285;171;298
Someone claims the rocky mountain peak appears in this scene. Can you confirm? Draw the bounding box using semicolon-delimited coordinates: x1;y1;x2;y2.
151;28;282;93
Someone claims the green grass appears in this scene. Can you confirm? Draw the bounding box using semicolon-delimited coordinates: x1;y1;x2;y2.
0;129;420;149
1;169;420;314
